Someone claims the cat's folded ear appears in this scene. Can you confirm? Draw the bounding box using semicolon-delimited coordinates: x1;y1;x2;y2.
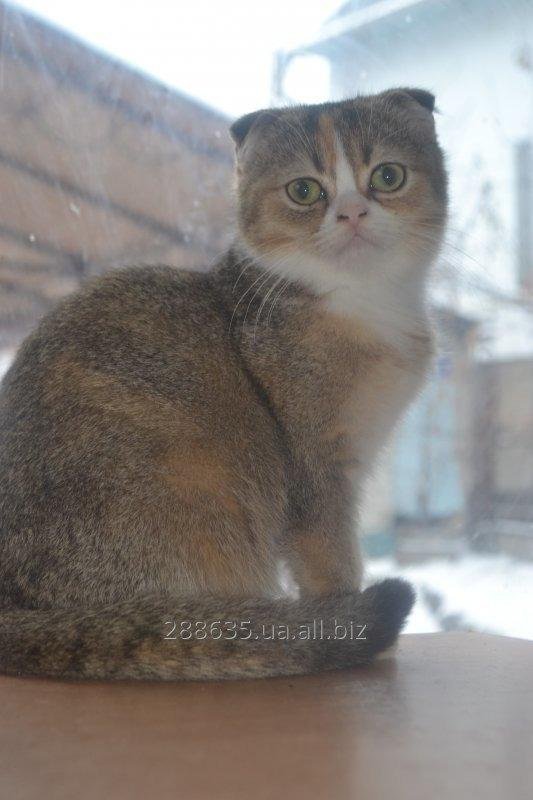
230;109;280;148
386;87;437;113
230;110;265;147
401;88;436;112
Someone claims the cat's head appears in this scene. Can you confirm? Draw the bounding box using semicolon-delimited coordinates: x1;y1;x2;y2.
230;89;447;308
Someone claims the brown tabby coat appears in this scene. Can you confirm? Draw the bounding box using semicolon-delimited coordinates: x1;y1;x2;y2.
0;88;447;680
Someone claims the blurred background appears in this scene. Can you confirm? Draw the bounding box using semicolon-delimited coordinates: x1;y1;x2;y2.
1;0;532;637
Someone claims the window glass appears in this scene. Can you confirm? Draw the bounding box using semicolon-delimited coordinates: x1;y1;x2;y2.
2;0;532;638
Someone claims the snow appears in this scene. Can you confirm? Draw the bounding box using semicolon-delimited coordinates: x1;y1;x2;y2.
366;554;533;640
0;352;13;379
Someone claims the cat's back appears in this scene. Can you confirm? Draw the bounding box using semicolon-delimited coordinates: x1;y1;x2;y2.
0;263;262;498
4;265;221;382
0;265;233;414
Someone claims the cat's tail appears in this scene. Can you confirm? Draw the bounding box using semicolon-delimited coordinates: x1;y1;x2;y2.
0;579;414;681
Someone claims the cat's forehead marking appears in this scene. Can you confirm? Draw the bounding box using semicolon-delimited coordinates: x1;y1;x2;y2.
337;104;373;166
315;105;375;186
315;112;358;194
317;113;337;176
334;133;358;195
361;141;373;165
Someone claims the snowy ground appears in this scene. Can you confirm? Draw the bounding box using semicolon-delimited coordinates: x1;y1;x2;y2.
366;554;533;640
0;352;12;378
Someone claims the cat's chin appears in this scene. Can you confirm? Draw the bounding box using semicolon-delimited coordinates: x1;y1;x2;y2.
329;242;381;275
338;231;376;252
317;234;378;271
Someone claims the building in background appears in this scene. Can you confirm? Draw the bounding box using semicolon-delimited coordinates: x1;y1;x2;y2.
276;0;533;561
0;2;233;350
469;356;533;559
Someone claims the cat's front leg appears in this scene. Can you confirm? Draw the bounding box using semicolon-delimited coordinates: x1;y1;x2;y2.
285;474;362;596
287;524;362;597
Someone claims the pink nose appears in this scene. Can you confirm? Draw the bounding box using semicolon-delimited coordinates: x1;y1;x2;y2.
336;197;369;228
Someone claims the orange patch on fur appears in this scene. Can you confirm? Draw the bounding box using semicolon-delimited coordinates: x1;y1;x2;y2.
47;355;201;435
160;448;245;521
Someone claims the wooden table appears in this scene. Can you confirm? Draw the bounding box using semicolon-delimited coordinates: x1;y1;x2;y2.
0;632;531;799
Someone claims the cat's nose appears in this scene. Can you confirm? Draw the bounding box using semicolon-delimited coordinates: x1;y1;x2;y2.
336;196;369;228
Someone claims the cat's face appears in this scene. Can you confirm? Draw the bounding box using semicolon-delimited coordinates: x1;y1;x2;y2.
231;89;447;309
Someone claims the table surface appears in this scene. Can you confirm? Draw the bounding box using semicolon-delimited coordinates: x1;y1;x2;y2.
1;632;532;800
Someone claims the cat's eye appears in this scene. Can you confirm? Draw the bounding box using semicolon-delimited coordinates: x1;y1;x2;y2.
370;163;406;193
286;178;326;205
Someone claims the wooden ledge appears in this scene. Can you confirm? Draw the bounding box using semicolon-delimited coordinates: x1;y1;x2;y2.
0;632;531;799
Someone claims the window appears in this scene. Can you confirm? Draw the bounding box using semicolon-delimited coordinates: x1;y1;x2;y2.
2;0;532;639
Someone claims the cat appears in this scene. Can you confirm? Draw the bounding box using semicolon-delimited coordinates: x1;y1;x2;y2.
0;87;447;680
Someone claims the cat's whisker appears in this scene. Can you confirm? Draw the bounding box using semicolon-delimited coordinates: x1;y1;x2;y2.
232;258;254;293
253;273;285;341
407;229;492;275
229;269;273;334
242;270;277;336
267;279;290;326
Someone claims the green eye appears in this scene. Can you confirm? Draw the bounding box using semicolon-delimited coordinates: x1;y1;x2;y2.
286;178;326;205
370;163;406;192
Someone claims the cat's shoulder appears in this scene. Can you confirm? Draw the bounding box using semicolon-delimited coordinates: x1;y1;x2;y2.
41;265;217;331
73;264;208;306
